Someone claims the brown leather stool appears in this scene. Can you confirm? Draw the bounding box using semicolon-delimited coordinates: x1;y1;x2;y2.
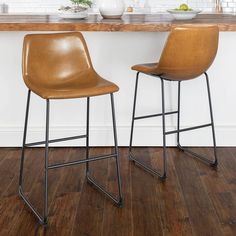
129;25;219;180
19;32;123;225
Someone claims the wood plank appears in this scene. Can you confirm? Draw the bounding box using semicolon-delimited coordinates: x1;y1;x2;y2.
71;148;109;236
131;147;163;236
42;148;85;236
150;147;194;236
8;148;51;235
173;147;224;236
102;148;132;236
0;149;21;197
219;148;236;197
0;149;37;235
0;14;235;31
0;196;23;236
194;148;236;236
0;148;11;165
0;148;40;235
8;148;74;235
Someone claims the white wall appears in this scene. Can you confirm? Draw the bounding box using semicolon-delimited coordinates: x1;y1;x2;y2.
0;31;235;147
2;0;215;13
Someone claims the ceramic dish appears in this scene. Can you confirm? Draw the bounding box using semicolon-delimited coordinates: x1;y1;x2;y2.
167;9;201;20
59;10;88;19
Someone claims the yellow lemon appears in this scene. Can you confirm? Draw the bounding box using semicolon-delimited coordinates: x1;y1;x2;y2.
179;4;189;11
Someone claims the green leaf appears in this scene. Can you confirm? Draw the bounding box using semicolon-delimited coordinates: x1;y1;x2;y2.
70;0;92;7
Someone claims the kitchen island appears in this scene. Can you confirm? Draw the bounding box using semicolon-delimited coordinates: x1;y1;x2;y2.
0;13;236;146
0;13;235;31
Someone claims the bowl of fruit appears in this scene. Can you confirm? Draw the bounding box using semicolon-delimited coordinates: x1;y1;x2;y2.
167;4;201;20
58;0;92;19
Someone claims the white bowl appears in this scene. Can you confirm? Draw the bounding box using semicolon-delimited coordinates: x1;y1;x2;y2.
167;9;201;20
59;10;88;19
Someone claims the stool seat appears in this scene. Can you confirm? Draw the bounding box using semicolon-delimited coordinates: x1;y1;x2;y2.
132;26;219;81
26;71;119;99
22;32;119;99
132;63;160;75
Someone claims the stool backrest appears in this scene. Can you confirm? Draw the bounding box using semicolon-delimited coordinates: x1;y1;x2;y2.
158;25;219;80
22;32;94;88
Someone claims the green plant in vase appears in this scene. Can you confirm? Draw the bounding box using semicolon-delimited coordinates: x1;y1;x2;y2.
70;0;93;11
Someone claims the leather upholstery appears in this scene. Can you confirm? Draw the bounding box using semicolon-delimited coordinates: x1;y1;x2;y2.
22;32;119;99
132;25;219;80
132;63;161;74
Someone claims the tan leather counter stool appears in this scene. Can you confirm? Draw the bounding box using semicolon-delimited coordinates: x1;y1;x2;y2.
18;32;123;225
129;25;219;180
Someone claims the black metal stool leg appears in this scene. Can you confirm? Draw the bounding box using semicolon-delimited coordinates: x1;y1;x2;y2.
160;79;167;180
110;93;123;206
86;93;123;207
19;96;50;226
86;97;90;177
43;99;50;225
177;81;182;150
205;72;218;167
19;89;31;189
129;73;167;180
176;73;218;167
129;72;140;159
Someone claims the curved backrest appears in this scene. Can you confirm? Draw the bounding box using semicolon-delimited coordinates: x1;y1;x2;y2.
158;25;219;80
22;32;95;89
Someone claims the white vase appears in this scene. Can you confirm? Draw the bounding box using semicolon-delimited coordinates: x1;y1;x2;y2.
99;0;125;19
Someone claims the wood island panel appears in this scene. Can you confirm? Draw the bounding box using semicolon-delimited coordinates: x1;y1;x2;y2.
0;13;236;32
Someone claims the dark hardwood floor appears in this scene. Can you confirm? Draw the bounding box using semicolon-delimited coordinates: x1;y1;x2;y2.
0;147;236;236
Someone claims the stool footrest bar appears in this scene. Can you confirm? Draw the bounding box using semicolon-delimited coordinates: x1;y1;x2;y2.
165;123;212;135
25;135;87;147
48;153;117;170
134;111;178;120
